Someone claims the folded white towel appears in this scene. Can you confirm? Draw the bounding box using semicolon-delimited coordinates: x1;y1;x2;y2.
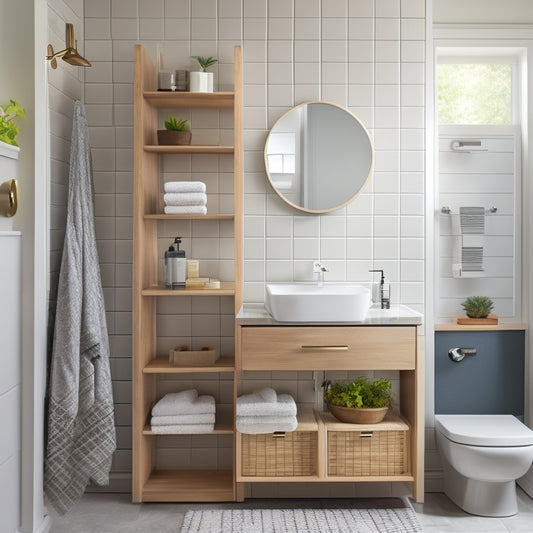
150;423;214;434
236;389;297;417
237;415;297;425
152;390;198;416
164;205;207;215
150;413;216;426
236;417;298;434
164;192;207;206
164;181;206;194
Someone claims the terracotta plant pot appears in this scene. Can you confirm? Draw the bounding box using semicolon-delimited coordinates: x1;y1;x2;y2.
157;130;192;145
327;403;389;424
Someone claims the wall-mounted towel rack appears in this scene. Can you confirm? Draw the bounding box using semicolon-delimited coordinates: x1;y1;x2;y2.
450;140;488;152
441;206;497;215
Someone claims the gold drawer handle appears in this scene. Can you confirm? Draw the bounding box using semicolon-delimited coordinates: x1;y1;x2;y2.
272;431;286;438
0;179;18;217
300;345;349;351
360;432;373;438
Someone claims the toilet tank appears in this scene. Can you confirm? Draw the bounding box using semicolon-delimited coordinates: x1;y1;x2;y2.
435;330;525;417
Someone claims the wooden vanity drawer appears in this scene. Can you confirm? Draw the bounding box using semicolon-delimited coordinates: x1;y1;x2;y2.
240;326;416;371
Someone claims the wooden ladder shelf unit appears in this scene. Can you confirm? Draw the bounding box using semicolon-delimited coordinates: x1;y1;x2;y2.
132;44;243;503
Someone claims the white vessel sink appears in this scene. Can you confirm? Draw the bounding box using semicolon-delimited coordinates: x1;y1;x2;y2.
265;283;371;322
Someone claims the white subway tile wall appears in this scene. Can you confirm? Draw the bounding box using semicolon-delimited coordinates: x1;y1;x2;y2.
45;0;430;489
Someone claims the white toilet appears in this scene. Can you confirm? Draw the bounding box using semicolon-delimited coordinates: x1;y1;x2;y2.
435;414;533;517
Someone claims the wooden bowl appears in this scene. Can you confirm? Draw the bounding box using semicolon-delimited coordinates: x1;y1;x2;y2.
327;403;389;424
157;130;192;145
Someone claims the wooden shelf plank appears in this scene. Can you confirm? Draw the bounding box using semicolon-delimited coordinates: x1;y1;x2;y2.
143;470;234;502
143;421;234;435
144;145;234;154
325;475;414;482
142;282;235;296
144;213;234;220
435;319;527;331
144;91;234;108
144;355;235;373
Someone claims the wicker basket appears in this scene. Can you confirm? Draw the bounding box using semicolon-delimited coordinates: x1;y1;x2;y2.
324;412;409;477
241;431;317;477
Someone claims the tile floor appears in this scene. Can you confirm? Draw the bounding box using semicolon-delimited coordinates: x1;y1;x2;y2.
48;488;533;533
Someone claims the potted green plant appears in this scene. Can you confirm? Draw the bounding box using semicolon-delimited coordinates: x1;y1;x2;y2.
457;295;497;324
189;55;217;92
325;377;394;424
0;99;26;147
157;115;191;145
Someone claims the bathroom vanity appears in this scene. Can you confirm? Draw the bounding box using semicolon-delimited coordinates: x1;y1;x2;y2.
235;304;425;503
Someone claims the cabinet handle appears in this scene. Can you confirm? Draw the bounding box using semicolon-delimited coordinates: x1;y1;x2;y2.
300;345;349;351
360;432;373;438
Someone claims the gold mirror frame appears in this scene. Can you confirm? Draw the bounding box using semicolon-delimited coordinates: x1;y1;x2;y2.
264;101;374;214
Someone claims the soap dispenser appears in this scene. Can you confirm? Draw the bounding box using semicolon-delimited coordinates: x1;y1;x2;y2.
369;269;390;309
165;237;186;289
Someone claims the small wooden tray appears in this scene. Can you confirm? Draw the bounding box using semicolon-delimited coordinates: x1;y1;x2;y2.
169;345;219;366
456;314;499;325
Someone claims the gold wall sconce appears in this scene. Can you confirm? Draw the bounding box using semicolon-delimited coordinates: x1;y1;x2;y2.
0;179;18;217
46;23;91;69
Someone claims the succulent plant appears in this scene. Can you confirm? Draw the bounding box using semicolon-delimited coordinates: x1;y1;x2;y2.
164;115;190;131
461;296;494;318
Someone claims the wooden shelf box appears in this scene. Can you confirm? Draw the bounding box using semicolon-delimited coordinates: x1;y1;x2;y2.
132;43;243;503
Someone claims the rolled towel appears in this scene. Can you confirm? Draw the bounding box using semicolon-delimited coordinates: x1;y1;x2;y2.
164;205;207;215
150;413;216;426
164;192;207;206
257;387;277;403
236;416;298;434
152;390;198;416
236;390;297;417
150;423;215;434
164;181;206;194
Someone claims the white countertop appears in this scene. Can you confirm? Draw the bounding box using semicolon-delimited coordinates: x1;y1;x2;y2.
236;303;423;326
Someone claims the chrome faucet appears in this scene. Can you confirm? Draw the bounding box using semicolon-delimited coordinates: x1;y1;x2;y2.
313;261;328;287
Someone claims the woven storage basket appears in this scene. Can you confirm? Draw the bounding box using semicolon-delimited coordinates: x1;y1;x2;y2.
241;431;317;477
328;429;407;476
324;412;409;477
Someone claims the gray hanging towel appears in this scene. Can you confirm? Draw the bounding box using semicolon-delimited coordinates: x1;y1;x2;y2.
45;101;116;514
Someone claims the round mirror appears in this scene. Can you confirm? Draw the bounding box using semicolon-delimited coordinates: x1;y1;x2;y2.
264;101;374;213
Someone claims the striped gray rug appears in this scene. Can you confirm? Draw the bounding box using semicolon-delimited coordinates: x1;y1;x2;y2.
180;507;421;533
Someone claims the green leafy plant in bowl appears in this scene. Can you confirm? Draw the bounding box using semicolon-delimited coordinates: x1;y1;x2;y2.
461;296;494;319
0;99;26;147
157;114;191;145
325;377;394;424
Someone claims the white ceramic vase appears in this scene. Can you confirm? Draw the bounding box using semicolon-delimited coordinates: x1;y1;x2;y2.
189;71;214;92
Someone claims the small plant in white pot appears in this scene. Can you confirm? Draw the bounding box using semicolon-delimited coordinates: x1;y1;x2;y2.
157;115;191;145
189;56;217;92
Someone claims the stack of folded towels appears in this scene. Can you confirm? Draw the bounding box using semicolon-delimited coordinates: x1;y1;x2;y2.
236;387;297;434
164;181;207;215
150;389;215;434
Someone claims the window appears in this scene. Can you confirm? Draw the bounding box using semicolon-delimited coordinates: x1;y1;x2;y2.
437;63;513;124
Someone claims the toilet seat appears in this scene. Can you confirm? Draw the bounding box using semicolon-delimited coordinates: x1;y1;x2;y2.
435;414;533;447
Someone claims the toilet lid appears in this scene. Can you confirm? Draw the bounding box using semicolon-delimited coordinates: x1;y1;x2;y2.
435;414;533;446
